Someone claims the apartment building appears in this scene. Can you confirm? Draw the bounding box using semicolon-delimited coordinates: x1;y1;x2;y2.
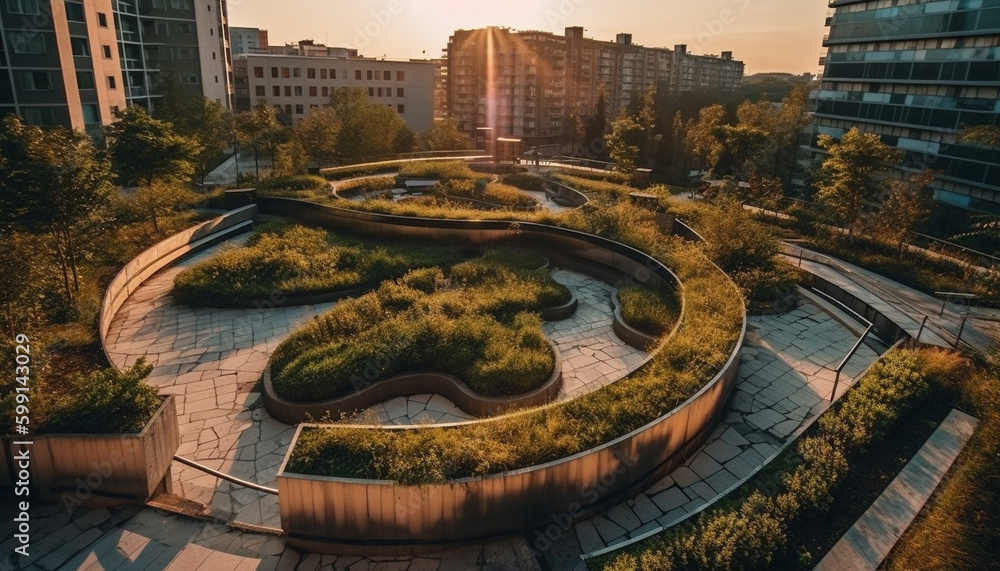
446;26;744;144
234;41;434;133
812;0;1000;210
113;0;232;111
230;25;266;55
1;0;127;136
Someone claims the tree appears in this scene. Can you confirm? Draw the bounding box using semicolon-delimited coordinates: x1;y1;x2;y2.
873;169;935;258
158;87;231;185
772;84;812;186
234;100;282;179
605;114;643;174
0;116;114;302
131;180;198;235
816;127;903;237
329;88;409;162
272;140;308;177
582;88;609;159
420;117;473;151
105;106;199;187
685;104;727;177
293;106;340;167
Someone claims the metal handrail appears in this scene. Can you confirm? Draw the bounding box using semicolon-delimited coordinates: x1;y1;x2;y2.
831;323;874;402
174;455;278;495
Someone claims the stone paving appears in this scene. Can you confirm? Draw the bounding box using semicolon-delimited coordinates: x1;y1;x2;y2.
537;300;882;570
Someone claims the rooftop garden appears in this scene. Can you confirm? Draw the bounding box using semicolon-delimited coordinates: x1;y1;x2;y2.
268;247;571;402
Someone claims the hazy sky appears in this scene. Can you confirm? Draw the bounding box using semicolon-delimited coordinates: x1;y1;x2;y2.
228;0;829;75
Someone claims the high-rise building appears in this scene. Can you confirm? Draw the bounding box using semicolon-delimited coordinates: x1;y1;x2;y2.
446;26;744;144
813;0;1000;210
233;41;434;133
0;0;232;136
230;26;267;55
112;0;232;111
1;0;127;136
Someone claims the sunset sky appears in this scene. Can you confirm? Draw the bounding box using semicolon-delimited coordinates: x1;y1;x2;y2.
228;0;830;75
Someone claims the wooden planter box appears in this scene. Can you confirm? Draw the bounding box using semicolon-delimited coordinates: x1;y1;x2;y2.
5;395;180;506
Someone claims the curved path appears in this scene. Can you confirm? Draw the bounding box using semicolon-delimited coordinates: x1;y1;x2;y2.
103;239;648;527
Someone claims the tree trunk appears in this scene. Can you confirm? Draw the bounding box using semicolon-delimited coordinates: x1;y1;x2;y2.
51;231;73;303
150;207;160;234
65;228;79;293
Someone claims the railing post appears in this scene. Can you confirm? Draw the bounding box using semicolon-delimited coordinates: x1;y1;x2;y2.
954;316;968;349
830;370;841;402
916;316;927;343
940;298;947;317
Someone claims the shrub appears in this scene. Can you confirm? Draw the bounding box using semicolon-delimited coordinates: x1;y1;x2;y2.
269;249;570;402
335;176;396;197
618;285;680;336
36;359;160;434
172;223;465;306
502;173;547;192
483;182;537;208
398;160;478;180
554;174;633;201
257;174;328;193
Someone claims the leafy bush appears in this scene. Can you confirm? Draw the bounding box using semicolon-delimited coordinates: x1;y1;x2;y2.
335;176;396;197
596;348;937;570
257;175;328;193
36;359;160;434
483;182;537;208
618;285;680;336
554;174;633;201
269;249;570;402
398;160;478;180
502;173;547;192
172;222;465;306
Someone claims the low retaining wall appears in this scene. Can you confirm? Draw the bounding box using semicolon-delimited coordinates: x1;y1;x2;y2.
263;340;564;424
5;396;179;505
98;206;257;359
545;180;590;208
611;293;660;351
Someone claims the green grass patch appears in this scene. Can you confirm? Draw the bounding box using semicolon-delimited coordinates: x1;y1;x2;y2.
334;176;396;197
269;248;570;402
255;175;329;199
398;160;479;180
618;285;680;337
502;173;547;192
172;222;466;307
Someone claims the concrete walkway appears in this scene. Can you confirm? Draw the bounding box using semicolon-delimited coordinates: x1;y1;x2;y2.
814;409;979;571
538;300;881;570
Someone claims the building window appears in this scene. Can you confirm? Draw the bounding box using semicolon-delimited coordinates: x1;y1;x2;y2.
9;32;45;54
169;0;191;9
383;70;390;81
22;107;57;126
256;85;265;96
307;68;316;79
377;87;383;97
282;68;290;78
76;71;95;89
155;21;169;35
176;23;192;35
270;67;278;78
284;86;291;96
179;72;199;84
107;75;117;89
82;104;100;124
330;69;336;79
295;104;304;115
309;86;317;97
254;66;264;78
397;70;404;81
355;69;362;80
294;86;302;96
397;87;403;97
368;87;374;96
7;0;40;15
284;104;291;114
272;85;280;96
320;69;327;79
18;72;51;91
367;70;373;80
98;12;108;27
212;51;216;60
322;86;329;96
293;68;301;78
64;1;85;21
178;48;194;60
152;0;165;8
397;104;405;113
102;45;112;58
70;37;89;57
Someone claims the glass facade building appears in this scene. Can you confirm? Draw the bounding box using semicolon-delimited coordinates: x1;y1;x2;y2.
813;0;1000;210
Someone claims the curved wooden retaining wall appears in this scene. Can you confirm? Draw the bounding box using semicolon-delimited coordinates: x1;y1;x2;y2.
263;339;564;424
263;197;744;554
